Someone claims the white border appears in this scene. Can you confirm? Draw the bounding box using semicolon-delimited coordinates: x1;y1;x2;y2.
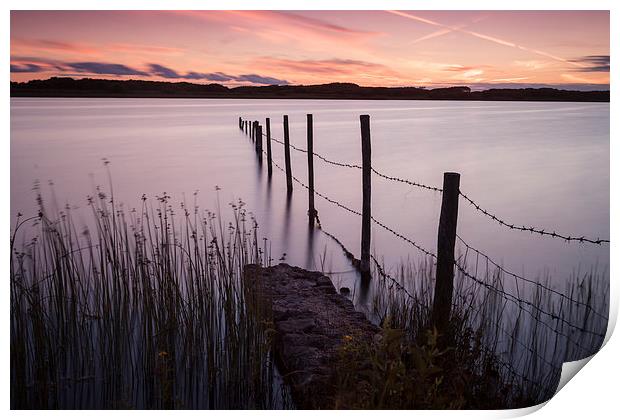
4;1;616;419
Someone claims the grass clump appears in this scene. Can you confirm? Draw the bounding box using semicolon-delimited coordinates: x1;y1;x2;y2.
356;256;608;409
10;181;289;409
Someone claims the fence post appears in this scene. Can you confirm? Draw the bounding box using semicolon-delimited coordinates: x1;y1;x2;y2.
360;115;372;278
307;114;316;224
266;118;273;176
256;124;263;154
432;172;460;332
283;115;293;194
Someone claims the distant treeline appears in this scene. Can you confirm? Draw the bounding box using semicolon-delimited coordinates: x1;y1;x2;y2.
10;77;610;102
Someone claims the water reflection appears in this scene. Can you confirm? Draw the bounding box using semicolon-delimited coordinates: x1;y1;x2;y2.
11;98;609;287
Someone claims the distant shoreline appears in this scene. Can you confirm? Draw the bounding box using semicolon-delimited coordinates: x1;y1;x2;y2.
10;77;610;102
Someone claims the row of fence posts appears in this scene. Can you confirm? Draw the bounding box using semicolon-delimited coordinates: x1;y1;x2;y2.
238;115;460;332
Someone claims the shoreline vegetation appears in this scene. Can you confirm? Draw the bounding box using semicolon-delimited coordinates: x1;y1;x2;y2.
10;176;608;409
10;77;610;102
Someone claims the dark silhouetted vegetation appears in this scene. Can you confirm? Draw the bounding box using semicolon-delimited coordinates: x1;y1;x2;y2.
10;77;609;102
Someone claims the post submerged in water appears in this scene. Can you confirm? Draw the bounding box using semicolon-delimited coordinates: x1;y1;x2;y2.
283;115;293;194
359;114;372;279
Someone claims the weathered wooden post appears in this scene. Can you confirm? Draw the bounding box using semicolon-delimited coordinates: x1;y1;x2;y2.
307;114;316;224
432;172;460;332
283;115;293;194
360;115;372;278
253;121;258;142
266;118;273;176
256;124;263;154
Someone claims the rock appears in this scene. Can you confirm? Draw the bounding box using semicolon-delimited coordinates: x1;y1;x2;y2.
339;287;350;296
243;263;381;409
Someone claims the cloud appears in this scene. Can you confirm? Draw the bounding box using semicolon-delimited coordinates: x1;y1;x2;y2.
147;64;287;84
570;55;610;72
514;60;550;70
268;11;379;36
386;10;585;69
255;57;398;78
11;38;98;55
109;43;184;56
10;63;44;73
67;62;150;76
10;56;288;85
184;71;235;82
232;74;287;85
148;63;181;78
442;64;477;72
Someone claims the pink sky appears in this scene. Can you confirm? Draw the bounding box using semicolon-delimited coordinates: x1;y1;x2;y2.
10;10;610;89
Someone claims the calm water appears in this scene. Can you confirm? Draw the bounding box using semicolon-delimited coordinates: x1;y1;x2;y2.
11;98;609;295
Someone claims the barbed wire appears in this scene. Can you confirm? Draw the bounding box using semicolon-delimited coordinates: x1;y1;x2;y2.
242;117;609;247
457;293;558;371
267;151;437;259
371;255;431;309
371;168;443;192
243;119;607;350
455;234;608;321
459;190;609;245
264;133;444;190
454;260;605;352
250;122;608;246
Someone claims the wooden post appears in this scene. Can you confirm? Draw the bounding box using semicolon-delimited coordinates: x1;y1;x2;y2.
360;115;372;277
245;120;248;135
432;172;460;332
256;124;263;154
306;114;316;224
266;118;273;176
239;117;242;130
283;115;293;194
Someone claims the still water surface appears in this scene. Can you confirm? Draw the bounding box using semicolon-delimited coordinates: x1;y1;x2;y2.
11;98;609;296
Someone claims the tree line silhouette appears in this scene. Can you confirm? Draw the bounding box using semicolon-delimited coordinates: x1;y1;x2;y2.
10;77;609;101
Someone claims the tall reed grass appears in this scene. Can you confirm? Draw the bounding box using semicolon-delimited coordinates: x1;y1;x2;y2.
10;178;607;409
366;255;608;408
10;182;290;409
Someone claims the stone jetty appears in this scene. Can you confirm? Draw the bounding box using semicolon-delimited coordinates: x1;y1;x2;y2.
243;263;381;409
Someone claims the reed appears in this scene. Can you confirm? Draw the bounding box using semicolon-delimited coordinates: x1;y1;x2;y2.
10;182;290;409
362;256;608;408
10;178;607;409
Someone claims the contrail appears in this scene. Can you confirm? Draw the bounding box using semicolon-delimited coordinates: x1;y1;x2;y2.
386;10;586;68
411;25;467;45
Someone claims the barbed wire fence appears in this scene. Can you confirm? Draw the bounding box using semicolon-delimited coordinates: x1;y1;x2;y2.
238;115;609;400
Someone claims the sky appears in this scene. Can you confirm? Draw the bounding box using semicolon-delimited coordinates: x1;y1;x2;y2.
10;10;610;90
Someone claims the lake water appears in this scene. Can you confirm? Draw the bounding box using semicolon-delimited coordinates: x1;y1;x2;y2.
10;98;609;296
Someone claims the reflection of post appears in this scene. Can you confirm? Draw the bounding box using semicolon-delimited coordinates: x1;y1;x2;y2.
307;114;316;225
266;118;273;177
283;115;293;194
256;124;263;154
360;115;371;278
432;172;460;332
